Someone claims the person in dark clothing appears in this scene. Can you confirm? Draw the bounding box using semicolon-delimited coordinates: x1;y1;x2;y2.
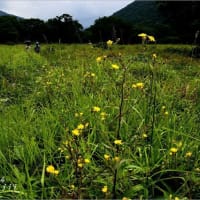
34;41;40;53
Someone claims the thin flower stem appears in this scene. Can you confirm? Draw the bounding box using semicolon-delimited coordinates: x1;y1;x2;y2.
112;59;127;199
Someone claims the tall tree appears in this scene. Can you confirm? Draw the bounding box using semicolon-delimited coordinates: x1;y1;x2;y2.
0;16;19;43
86;16;134;44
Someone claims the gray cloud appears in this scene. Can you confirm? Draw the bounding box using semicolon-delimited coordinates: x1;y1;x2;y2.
0;0;133;27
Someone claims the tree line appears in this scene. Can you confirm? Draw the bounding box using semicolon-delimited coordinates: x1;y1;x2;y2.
0;1;200;44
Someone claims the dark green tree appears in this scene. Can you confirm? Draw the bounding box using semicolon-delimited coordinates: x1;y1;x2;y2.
85;16;134;44
45;14;83;43
0;16;20;43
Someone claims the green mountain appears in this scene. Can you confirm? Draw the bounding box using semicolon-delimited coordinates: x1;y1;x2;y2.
0;10;11;16
112;1;178;42
113;1;164;31
0;10;22;19
113;1;163;24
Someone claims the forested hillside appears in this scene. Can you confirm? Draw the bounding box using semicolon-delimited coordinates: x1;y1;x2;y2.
0;1;200;44
113;1;200;43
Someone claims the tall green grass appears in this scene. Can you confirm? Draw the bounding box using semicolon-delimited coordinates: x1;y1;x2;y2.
0;44;199;199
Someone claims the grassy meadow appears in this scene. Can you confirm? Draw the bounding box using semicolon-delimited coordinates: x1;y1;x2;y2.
0;43;199;199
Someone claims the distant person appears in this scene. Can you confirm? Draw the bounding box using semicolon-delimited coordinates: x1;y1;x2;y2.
34;41;40;53
24;40;31;50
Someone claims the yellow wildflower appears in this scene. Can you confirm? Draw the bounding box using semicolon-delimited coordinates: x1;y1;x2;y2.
152;53;157;59
78;158;83;168
142;133;148;139
122;197;131;200
96;56;102;62
58;147;64;152
132;82;144;89
175;197;180;200
72;128;80;136
102;185;108;193
84;158;90;163
92;106;101;112
164;111;169;115
107;40;113;46
91;73;96;77
113;156;120;162
185;151;192;158
78;163;83;168
104;154;110;160
170;147;178;155
63;140;68;145
138;33;147;38
177;141;182;147
161;106;166;110
65;155;70;159
136;82;144;88
75;112;83;117
114;140;122;145
111;64;120;70
195;167;200;172
84;122;89;128
148;35;156;42
46;165;59;175
70;184;75;190
77;124;84;130
100;112;107;120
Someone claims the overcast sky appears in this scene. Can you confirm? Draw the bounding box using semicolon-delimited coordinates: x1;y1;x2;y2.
0;0;134;28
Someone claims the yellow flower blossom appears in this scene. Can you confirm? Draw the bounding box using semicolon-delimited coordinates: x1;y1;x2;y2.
91;73;96;77
152;53;157;59
100;112;107;120
46;165;59;175
104;154;110;160
114;140;122;145
122;197;131;200
63;140;68;145
70;185;75;190
185;151;192;158
161;106;166;110
175;197;180;200
65;155;70;159
75;112;83;117
177;141;182;147
77;124;84;130
132;82;144;89
164;111;169;115
148;35;156;42
78;163;83;168
92;106;101;112
107;40;113;46
84;158;90;163
84;122;89;128
78;158;83;168
96;56;102;62
170;147;178;155
58;147;64;152
138;33;147;38
142;133;148;139
72;128;80;136
195;167;200;172
113;156;120;162
111;64;120;70
102;185;108;193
